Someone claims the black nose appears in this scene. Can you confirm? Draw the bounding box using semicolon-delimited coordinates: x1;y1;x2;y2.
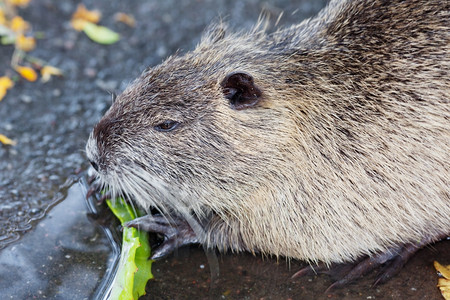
90;160;99;172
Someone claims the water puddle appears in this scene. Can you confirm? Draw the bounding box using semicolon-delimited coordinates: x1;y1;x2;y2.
0;178;117;299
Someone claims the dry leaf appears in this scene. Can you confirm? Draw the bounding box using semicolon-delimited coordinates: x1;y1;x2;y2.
114;12;136;27
0;8;6;25
70;18;88;31
70;4;120;45
0;134;17;146
15;66;38;82
7;0;31;7
0;76;14;90
41;65;63;82
0;76;14;101
15;34;36;51
436;261;450;279
0;89;7;101
435;261;450;300
10;16;30;33
438;278;450;300
71;4;101;31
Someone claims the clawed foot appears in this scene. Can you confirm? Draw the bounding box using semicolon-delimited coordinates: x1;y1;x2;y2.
125;214;199;260
292;242;425;292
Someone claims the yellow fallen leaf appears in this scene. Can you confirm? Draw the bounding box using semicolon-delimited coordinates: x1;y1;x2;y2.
71;4;101;29
436;261;450;279
0;134;16;146
0;76;14;90
15;66;38;82
0;76;14;101
82;21;120;45
15;34;36;51
114;12;136;27
70;18;88;31
7;0;31;7
0;89;6;101
41;65;63;83
10;16;30;33
438;278;450;300
0;8;6;25
435;261;450;300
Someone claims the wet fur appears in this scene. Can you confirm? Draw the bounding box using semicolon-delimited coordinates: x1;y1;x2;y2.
86;0;450;264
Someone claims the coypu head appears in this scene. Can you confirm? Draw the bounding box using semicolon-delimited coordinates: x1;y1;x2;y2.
85;24;297;219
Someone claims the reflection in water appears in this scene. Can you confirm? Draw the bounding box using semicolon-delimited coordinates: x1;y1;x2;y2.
0;180;116;299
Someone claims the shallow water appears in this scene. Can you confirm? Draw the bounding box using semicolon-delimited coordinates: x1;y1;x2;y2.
0;0;448;299
146;241;450;299
0;179;115;299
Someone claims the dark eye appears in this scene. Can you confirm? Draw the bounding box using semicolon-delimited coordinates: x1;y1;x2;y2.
154;120;180;132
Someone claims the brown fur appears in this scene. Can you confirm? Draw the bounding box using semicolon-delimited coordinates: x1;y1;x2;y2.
86;0;449;264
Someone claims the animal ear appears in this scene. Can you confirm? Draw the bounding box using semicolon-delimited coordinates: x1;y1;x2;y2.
220;72;262;110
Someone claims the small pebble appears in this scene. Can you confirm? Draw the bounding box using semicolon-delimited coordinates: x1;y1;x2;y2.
84;68;97;78
20;95;32;103
52;89;62;97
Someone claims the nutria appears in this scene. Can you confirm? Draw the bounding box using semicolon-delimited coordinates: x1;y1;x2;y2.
86;0;450;287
